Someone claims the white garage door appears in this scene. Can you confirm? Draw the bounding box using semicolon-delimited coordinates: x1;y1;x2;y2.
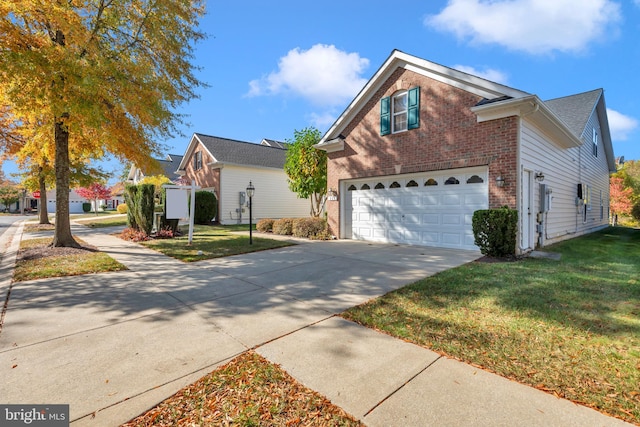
344;167;488;251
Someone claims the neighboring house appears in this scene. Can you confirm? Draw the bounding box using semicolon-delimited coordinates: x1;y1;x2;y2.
260;138;289;149
177;133;309;224
126;154;184;184
315;50;615;252
46;189;89;214
108;182;125;209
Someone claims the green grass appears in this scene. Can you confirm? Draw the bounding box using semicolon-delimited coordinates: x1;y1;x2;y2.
141;224;291;262
343;227;640;424
79;216;128;228
123;351;362;426
14;237;128;282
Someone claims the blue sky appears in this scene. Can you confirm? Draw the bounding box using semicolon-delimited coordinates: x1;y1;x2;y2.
4;0;640;182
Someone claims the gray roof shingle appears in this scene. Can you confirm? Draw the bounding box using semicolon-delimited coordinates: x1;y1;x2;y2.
195;133;287;169
544;89;602;138
156;154;183;180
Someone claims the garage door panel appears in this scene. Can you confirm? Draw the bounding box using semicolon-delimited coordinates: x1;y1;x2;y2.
442;215;461;225
442;194;462;205
442;233;461;245
422;195;440;205
422;214;439;225
465;193;487;206
346;167;487;251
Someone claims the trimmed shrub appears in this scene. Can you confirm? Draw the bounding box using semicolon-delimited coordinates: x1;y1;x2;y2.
292;217;327;239
82;202;91;213
632;202;640;222
272;218;294;235
136;184;155;236
116;203;128;214
472;207;518;257
124;185;139;230
124;184;155;236
193;191;218;224
256;218;275;232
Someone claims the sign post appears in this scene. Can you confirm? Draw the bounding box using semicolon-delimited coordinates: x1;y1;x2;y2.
163;183;200;245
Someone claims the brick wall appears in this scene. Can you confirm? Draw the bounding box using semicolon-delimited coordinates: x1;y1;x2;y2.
326;68;518;237
183;144;220;198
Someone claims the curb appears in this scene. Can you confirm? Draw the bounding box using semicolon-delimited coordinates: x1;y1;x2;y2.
0;220;25;336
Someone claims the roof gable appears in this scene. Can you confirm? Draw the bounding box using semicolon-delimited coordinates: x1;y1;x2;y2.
319;49;530;145
544;89;602;139
179;133;288;171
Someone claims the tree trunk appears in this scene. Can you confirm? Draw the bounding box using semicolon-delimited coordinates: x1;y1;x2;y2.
38;166;50;225
51;116;79;247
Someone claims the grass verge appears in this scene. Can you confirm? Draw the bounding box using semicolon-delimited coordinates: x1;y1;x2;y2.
122;351;362;426
343;227;640;424
13;237;127;282
141;224;293;262
79;216;128;228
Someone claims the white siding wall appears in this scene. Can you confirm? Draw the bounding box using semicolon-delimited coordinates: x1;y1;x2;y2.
520;114;610;247
46;189;87;214
218;166;310;225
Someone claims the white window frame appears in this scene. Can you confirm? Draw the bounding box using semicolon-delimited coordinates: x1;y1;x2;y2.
194;151;202;170
392;91;408;133
592;128;598;157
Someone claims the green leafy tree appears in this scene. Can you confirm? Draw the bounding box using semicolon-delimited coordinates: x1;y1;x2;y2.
0;181;21;211
0;0;206;247
284;127;327;217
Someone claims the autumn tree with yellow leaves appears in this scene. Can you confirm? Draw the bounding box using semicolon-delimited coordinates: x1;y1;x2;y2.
0;0;206;246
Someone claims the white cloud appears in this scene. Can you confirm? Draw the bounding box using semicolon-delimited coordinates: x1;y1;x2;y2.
425;0;621;54
607;108;638;141
308;111;338;130
247;44;369;107
453;65;509;84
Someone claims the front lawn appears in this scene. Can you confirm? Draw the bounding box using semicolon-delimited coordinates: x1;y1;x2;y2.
343;227;640;424
140;224;293;262
14;237;128;282
122;351;362;426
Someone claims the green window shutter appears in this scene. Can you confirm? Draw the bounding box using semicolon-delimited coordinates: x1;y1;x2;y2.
380;96;391;136
408;86;420;130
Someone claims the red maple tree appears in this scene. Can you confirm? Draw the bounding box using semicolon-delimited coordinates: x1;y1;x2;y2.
610;176;633;225
76;183;112;215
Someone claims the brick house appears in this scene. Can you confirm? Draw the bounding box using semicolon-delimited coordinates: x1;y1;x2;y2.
177;133;309;224
315;50;615;252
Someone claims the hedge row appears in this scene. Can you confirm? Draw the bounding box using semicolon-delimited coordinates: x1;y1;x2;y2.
257;217;329;240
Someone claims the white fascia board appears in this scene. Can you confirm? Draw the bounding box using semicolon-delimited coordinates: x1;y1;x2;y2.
177;133;219;171
472;96;582;149
314;137;344;153
207;161;283;172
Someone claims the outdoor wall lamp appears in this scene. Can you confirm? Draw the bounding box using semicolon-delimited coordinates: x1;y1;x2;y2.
327;188;338;201
246;181;255;244
496;175;505;188
535;171;545;182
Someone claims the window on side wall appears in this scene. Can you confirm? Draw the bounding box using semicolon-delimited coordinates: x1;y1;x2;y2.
194;151;202;171
380;87;420;135
592;128;598;157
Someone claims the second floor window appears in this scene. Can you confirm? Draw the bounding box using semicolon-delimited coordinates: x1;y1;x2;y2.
194;151;202;170
380;87;420;136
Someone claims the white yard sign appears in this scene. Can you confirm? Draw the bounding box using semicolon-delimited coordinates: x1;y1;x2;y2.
163;183;200;244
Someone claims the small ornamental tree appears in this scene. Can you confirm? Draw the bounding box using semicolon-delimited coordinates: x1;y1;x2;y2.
0;182;21;211
610;176;634;225
284;127;327;217
76;183;112;216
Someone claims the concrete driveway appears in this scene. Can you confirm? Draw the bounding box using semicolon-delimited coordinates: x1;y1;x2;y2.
0;224;481;425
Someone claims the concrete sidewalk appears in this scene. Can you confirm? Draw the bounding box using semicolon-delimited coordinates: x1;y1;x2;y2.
0;223;633;426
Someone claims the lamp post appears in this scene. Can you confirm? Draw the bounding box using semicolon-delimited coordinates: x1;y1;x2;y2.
246;181;255;244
